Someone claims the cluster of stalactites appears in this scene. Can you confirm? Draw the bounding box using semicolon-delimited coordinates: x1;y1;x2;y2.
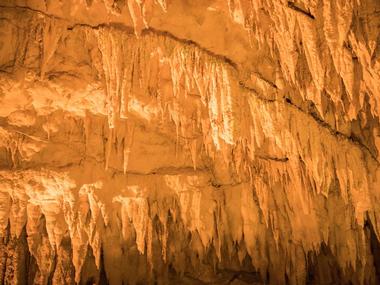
226;0;380;144
93;27;238;171
0;167;379;284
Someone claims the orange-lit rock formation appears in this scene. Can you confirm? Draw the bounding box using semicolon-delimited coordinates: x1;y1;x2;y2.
0;0;379;284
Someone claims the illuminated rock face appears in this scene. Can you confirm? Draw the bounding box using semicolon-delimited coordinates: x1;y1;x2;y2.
0;0;379;284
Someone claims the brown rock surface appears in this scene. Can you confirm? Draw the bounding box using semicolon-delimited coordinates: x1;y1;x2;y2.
0;0;379;284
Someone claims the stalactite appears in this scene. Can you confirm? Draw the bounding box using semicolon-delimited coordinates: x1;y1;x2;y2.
40;17;67;80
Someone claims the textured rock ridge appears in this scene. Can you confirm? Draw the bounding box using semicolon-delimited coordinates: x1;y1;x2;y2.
0;0;379;284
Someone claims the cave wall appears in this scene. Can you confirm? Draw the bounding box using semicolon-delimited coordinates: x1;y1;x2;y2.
0;0;379;284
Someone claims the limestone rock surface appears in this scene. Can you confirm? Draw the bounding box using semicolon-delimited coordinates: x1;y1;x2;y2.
0;0;379;284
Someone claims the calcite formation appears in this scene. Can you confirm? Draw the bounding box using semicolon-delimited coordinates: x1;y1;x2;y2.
0;0;379;284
